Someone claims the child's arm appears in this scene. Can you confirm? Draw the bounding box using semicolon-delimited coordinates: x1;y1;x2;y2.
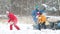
38;17;41;24
8;19;11;23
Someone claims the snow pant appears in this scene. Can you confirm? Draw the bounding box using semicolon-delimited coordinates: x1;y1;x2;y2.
50;22;54;29
38;22;46;30
10;20;20;30
33;17;39;30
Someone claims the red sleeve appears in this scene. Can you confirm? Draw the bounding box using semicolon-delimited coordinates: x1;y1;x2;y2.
8;19;11;23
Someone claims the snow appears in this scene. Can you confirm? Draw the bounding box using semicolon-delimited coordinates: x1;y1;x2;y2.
0;23;60;34
0;15;60;34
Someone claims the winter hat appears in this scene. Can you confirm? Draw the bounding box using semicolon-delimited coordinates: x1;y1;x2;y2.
6;11;9;14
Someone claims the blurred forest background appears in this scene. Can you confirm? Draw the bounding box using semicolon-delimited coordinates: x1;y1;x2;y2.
0;0;60;16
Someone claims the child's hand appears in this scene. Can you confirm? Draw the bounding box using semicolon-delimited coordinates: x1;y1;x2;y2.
36;15;38;18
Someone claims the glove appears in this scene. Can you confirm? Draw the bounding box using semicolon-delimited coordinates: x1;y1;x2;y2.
36;15;38;18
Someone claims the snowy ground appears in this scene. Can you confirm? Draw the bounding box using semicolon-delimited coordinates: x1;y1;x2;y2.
0;23;60;34
0;15;60;34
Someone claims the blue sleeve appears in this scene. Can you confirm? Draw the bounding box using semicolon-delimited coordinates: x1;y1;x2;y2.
39;9;45;13
31;10;35;16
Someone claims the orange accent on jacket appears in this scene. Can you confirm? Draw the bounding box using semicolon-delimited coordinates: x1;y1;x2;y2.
38;15;46;23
